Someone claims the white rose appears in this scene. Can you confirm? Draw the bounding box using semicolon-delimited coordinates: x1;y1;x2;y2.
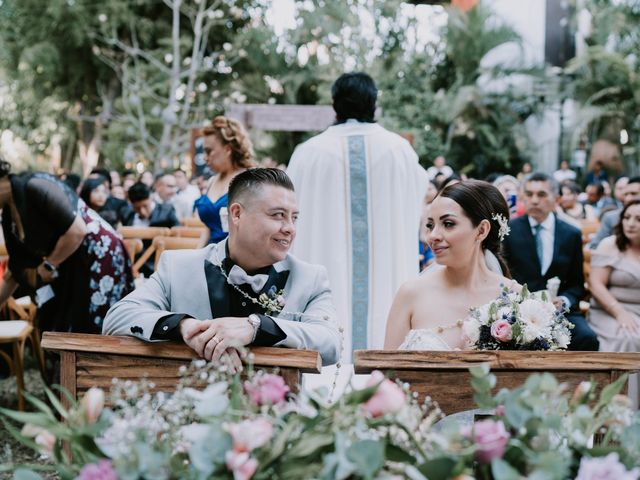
552;328;571;349
462;316;481;344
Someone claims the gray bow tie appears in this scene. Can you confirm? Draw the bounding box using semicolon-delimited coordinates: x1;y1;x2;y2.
227;264;269;293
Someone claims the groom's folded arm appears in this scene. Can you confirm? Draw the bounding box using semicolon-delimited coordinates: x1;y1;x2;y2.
150;313;287;346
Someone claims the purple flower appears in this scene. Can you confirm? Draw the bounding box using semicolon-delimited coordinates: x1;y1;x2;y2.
77;460;118;480
575;453;640;480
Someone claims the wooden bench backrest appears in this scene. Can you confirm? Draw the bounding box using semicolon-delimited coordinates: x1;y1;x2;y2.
118;226;172;240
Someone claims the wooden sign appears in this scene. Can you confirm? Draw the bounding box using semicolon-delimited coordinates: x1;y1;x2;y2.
226;104;336;132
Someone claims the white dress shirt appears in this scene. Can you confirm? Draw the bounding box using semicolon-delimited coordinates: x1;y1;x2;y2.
528;213;555;275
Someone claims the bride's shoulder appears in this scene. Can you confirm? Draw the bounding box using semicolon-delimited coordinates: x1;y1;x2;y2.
394;267;442;299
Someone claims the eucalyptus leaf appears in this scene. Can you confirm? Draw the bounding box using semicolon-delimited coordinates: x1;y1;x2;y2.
346;440;385;480
491;458;522;480
13;469;44;480
189;427;231;475
417;457;457;480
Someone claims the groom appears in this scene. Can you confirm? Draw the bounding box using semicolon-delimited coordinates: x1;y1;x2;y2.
103;168;341;367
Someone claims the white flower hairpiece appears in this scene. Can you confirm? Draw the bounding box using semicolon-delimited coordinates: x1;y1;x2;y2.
491;213;511;241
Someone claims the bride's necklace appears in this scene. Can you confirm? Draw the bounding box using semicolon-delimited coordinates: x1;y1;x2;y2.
435;319;464;334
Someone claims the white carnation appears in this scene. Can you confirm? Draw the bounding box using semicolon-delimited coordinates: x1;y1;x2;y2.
519;299;555;342
552;328;571;349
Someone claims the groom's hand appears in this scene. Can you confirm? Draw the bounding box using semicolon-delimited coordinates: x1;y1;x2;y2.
179;317;253;361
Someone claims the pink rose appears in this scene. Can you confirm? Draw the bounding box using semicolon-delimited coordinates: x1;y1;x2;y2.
244;373;290;406
225;451;258;480
495;405;506;417
77;460;118;480
227;418;273;452
490;320;513;342
363;370;406;418
472;419;510;464
83;387;105;424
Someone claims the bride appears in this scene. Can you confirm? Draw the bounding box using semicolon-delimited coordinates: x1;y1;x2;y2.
384;180;518;350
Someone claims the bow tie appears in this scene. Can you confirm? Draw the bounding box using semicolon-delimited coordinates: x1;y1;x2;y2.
227;264;269;293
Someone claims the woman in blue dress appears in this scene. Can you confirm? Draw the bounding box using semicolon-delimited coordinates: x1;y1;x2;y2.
195;116;256;243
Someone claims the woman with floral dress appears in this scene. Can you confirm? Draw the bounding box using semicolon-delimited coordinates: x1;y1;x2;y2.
0;160;134;333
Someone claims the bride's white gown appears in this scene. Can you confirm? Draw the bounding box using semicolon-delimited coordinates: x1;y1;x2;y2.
398;329;454;350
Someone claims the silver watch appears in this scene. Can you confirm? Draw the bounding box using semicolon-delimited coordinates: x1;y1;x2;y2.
247;314;261;343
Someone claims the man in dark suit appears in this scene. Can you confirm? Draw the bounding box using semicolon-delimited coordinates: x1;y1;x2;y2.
125;181;180;276
504;172;599;350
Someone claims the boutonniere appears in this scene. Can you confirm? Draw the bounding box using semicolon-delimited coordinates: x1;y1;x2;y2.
258;285;286;314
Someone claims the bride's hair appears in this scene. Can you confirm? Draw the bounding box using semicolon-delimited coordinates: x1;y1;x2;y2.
439;179;511;278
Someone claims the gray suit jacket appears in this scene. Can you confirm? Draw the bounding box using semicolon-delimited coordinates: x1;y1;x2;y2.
589;208;620;249
102;241;341;365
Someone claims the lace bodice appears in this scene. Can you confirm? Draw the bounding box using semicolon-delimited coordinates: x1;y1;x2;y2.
398;329;453;351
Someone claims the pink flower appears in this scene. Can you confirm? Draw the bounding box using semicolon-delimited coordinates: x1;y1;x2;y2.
83;387;105;424
244;373;290;406
495;405;506;417
472;419;510;464
225;451;258;480
575;453;640;480
363;370;406;418
34;430;56;456
227;418;273;452
77;460;118;480
490;320;513;342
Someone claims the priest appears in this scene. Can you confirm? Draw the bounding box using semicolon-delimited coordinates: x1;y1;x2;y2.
287;72;428;356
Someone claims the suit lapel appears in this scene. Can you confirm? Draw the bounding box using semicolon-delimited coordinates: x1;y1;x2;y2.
204;260;231;319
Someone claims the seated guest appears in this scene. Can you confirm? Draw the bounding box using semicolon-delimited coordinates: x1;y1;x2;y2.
585;182;616;219
557;181;596;224
589;177;640;249
587;199;640;405
80;177;110;219
89;168;133;229
125;182;179;228
152;173;178;205
103;168;341;366
171;168;200;220
125;182;180;277
504;172;599;350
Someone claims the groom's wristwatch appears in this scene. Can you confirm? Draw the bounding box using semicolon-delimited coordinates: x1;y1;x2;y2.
247;314;261;343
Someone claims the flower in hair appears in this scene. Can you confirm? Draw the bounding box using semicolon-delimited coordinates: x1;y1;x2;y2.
491;213;510;241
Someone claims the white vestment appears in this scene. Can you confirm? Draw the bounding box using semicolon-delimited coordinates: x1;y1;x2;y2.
287;121;427;358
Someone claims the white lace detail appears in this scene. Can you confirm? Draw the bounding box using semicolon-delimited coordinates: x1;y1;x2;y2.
398;329;452;351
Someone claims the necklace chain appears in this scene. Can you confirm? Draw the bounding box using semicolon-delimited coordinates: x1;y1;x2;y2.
212;245;344;401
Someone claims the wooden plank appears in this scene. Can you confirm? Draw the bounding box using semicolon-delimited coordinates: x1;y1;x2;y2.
59;351;76;410
353;350;640;373
387;369;612;414
42;332;321;373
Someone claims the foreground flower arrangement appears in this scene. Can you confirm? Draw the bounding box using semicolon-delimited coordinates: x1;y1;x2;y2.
463;285;574;350
1;359;639;479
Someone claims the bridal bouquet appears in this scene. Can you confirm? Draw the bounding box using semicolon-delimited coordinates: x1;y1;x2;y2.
462;285;573;350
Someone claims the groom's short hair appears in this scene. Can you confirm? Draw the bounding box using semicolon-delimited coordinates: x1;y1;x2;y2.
228;168;294;206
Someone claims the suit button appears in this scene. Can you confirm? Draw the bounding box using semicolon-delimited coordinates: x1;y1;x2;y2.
242;302;247;307
163;326;168;331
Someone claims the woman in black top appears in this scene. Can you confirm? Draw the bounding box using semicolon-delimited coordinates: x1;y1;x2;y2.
0;160;134;333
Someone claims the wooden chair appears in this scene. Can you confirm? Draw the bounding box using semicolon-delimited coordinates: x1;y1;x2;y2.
580;219;600;245
170;226;208;248
118;226;172;240
6;296;46;379
0;320;34;410
152;236;201;270
122;238;143;265
181;217;206;228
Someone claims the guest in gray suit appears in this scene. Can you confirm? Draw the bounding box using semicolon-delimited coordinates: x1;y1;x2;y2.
103;168;341;367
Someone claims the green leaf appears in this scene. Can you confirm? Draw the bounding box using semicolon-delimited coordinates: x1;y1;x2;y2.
385;443;416;464
343;384;378;405
0;408;53;428
13;469;44;480
189;427;231;475
491;459;522;480
470;363;491;378
417;457;457;480
43;387;70;419
594;374;628;411
346;440;384;480
286;433;335;458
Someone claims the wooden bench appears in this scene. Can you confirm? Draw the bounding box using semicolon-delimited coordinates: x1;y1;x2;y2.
41;332;321;407
354;350;640;415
